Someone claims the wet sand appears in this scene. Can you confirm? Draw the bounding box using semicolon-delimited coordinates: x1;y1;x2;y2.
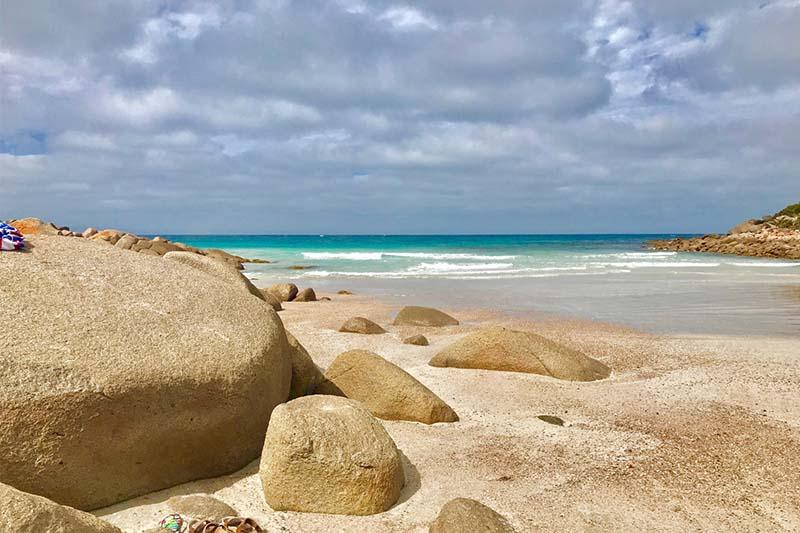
97;294;800;532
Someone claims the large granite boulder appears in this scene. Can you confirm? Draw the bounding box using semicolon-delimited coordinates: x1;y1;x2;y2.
339;317;386;334
259;395;405;515
286;332;325;399
393;306;459;327
430;498;515;533
0;482;121;533
429;326;610;381
269;283;298;302
316;350;458;424
0;236;291;510
164;251;265;302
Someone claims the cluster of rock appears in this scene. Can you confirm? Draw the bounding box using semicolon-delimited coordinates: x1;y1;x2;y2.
648;203;800;260
0;233;607;530
6;217;268;269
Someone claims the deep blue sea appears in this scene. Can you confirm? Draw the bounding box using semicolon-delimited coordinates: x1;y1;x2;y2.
163;234;800;336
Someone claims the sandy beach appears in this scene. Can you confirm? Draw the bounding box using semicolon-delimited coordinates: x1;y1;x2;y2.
95;292;800;532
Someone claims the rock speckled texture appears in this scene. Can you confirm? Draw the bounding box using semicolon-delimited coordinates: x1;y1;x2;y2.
393;306;459;327
430;326;610;381
0;236;291;510
339;317;386;334
163;251;265;301
259;395;405;515
429;498;515;533
316;350;458;424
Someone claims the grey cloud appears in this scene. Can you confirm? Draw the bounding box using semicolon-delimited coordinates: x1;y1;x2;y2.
1;0;798;234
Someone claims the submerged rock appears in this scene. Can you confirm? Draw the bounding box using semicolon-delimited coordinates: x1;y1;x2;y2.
339;317;386;334
0;482;122;533
393;306;459;327
316;349;458;424
429;326;610;381
259;395;405;515
0;236;291;510
430;498;515;533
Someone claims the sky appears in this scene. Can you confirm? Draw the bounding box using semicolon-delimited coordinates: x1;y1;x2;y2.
1;0;799;234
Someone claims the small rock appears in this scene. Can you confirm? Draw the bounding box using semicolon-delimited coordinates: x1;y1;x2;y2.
403;334;429;346
269;283;299;302
259;395;405;515
339;317;386;334
393;306;459;327
166;494;237;520
288;265;314;270
537;415;564;426
114;233;139;250
430;498;515;533
319;296;332;301
294;287;317;302
337;290;354;295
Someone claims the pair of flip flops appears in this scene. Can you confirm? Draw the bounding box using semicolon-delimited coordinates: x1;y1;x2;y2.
158;514;262;533
188;517;262;533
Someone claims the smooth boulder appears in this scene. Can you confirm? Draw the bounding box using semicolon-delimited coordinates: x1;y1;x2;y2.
403;334;429;346
286;332;325;399
260;289;284;311
164;251;265;301
0;236;292;510
316;350;457;424
0;482;122;533
294;287;317;302
339;317;386;335
269;283;298;302
393;306;459;327
7;217;59;236
167;494;237;521
430;498;515;533
429;326;610;381
260;395;405;515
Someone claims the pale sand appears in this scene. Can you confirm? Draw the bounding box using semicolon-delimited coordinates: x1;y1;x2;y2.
97;294;800;532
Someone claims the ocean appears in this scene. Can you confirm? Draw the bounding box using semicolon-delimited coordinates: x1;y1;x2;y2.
164;234;800;337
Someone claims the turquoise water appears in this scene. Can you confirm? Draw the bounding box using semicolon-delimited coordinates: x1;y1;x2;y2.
164;234;800;336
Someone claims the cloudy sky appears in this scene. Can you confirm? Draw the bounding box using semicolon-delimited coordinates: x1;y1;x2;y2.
1;1;799;234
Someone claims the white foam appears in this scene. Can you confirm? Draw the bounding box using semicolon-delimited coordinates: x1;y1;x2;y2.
595;261;721;268
406;262;514;273
727;261;800;268
301;251;518;261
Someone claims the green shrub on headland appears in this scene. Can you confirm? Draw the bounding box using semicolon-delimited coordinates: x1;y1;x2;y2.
777;202;800;218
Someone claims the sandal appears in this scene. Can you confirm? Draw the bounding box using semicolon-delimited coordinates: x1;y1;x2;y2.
222;517;264;533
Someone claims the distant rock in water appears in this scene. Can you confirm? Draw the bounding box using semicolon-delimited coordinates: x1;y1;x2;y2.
430;326;610;382
648;201;800;259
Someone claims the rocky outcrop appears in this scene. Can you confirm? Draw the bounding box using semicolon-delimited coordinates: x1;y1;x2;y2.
0;482;122;533
259;395;405;515
166;494;238;521
269;283;298;302
648;202;800;259
7;217;60;236
286;332;324;399
339;317;386;334
393;306;459;327
316;350;458;424
0;236;291;510
430;326;610;381
429;498;515;533
294;287;317;302
163;251;265;302
403;334;429;346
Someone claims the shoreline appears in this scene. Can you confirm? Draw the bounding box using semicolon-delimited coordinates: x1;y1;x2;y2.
97;291;800;532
